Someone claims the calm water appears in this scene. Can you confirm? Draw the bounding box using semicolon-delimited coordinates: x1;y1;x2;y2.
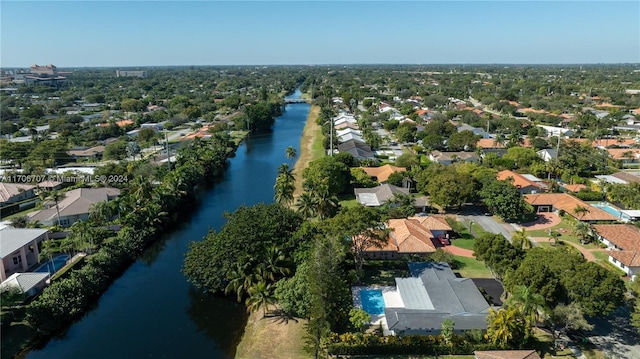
26;90;309;359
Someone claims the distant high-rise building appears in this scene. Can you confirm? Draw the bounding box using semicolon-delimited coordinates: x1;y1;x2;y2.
116;70;147;78
30;64;58;76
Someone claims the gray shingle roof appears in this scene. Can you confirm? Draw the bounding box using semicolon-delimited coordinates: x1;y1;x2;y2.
0;228;49;258
0;272;49;293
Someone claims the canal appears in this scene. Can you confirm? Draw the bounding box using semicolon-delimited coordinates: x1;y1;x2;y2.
25;90;310;359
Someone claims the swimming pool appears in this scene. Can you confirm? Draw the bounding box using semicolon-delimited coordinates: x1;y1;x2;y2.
591;202;631;221
360;289;385;315
34;254;70;275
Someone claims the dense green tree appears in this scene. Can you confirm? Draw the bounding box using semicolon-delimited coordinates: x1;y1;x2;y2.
121;98;146;112
563;261;625;317
480;179;530;220
302;156;350;196
447;130;479;151
426;171;476;209
474;233;524;281
183;203;303;293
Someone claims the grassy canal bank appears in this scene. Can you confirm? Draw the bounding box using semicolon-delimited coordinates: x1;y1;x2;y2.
234;104;322;359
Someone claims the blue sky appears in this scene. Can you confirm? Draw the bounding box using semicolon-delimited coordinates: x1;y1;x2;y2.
1;1;639;67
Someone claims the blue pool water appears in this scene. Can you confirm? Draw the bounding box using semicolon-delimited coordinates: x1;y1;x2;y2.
35;254;70;274
360;289;385;315
591;202;630;220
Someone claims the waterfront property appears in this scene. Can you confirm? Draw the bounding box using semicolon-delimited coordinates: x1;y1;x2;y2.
0;228;49;282
34;254;70;276
0;272;50;297
28;187;120;227
353;262;492;336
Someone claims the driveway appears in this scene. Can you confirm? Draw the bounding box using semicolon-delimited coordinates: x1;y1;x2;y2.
587;306;640;359
459;214;514;241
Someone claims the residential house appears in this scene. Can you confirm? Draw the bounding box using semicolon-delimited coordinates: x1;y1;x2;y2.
595;172;640;185
561;183;589;193
28;187;120;227
497;170;545;194
606;148;640;165
67;145;105;161
362;164;406;183
337;140;375;161
536;148;558;162
337;131;365;144
524;193;618;222
0;228;49;281
429;151;479;165
457;124;491;139
355;184;410;207
592;224;640;280
358;216;452;259
474;350;541;359
537;125;574;138
383;262;491;335
0;183;36;206
37;180;63;192
140;122;164;132
0;272;50;297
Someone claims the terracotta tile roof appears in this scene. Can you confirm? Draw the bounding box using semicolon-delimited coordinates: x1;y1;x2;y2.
362;164;406;183
562;184;588;192
363;216;451;254
416;109;429;116
606;148;640;160
592;224;640;251
497;170;543;191
519;108;549;114
474;350;542;359
524;193;618;221
609;250;640;267
593;138;637;148
477;138;506;149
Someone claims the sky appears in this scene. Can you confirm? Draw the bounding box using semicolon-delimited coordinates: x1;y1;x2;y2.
1;1;639;67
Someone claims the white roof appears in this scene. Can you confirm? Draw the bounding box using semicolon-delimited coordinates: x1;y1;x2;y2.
0;272;49;292
595;175;628;185
521;174;543;182
0;228;49;258
621;210;640;218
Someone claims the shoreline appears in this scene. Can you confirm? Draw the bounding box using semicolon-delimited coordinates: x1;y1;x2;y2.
234;104;321;359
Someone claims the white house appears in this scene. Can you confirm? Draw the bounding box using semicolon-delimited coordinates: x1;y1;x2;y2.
592;224;640;280
0;228;49;282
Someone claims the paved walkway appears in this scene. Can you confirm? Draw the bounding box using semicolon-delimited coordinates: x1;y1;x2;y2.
531;237;606;262
444;245;475;258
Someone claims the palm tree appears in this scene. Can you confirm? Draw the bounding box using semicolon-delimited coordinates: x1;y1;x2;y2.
512;228;532;250
262;245;290;280
225;262;255;302
9;216;29;228
573;221;591;244
274;171;295;206
485;306;527;349
296;192;318;219
573;205;590;220
45;190;65;227
311;184;339;220
245;281;276;317
285;146;297;167
506;285;547;328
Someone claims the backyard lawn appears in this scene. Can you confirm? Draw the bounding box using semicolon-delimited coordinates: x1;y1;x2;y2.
453;255;492;278
451;236;475;251
527;217;602;250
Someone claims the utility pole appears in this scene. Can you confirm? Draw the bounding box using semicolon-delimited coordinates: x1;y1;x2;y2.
164;129;171;171
328;98;333;156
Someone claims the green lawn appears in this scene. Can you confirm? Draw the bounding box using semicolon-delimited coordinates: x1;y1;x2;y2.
592;250;609;262
360;267;409;286
527;217;601;250
453;255;493;278
451;236;475;250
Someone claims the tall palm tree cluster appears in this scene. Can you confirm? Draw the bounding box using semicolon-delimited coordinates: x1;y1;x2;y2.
225;245;289;316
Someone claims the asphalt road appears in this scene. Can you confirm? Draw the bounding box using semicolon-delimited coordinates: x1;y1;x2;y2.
459;213;514;241
587;306;640;359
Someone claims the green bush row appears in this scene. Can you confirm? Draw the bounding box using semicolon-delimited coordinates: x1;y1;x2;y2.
322;332;498;356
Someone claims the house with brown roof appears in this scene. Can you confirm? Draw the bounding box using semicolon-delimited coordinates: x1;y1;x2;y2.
360;215;452;260
497;170;545;194
561;183;588;193
28;187;120;227
606;148;640;165
524;193;618;222
362;164;406;183
0;183;36;206
474;350;541;359
68;145;105;161
592;224;640;279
